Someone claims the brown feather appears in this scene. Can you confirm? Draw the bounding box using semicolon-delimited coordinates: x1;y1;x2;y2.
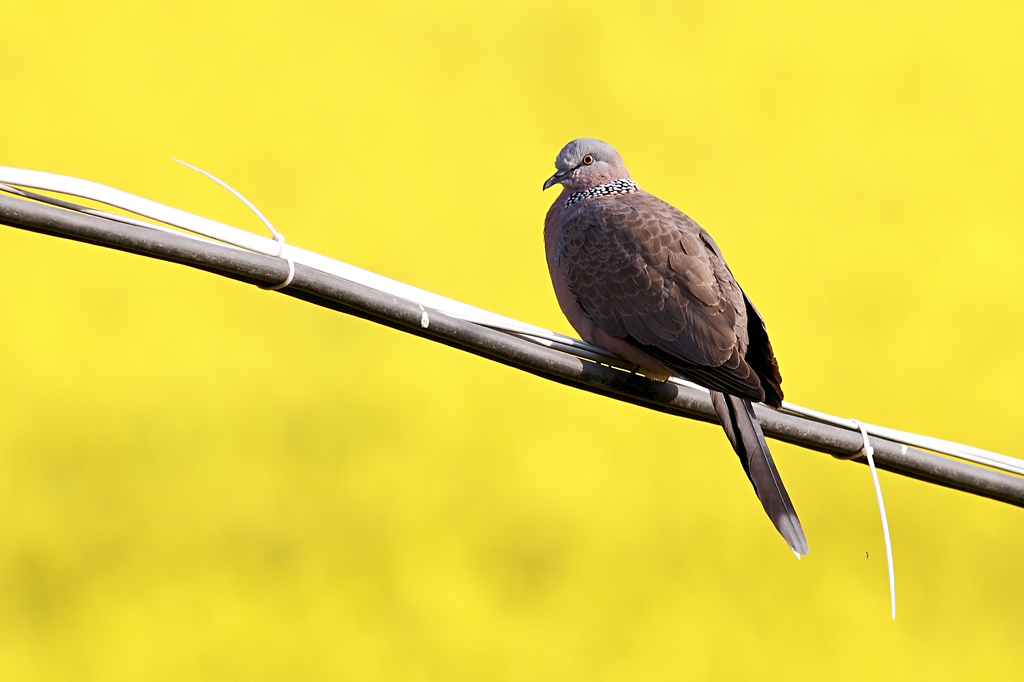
543;138;801;554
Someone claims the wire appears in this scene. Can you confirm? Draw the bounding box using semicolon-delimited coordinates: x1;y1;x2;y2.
1;170;1022;507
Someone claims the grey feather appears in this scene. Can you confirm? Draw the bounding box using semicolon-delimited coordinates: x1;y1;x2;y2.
711;392;808;555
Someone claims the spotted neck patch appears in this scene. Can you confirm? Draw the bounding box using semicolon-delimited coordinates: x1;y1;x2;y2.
565;178;640;207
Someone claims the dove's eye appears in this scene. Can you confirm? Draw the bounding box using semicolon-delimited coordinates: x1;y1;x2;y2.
581;154;594;165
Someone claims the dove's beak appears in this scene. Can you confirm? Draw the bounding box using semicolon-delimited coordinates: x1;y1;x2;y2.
542;169;569;191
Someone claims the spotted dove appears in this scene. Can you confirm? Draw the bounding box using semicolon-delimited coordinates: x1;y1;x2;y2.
543;138;808;556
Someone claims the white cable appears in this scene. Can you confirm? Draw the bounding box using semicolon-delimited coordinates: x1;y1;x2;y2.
0;182;226;248
853;420;896;620
2;164;1021;479
781;401;1024;476
0;165;616;359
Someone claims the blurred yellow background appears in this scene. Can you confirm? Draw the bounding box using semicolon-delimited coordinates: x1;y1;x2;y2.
2;1;1023;679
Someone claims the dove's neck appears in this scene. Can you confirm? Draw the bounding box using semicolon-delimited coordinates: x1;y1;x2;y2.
564;178;640;207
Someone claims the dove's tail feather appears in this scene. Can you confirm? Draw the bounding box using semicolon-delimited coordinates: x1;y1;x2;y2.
711;391;809;556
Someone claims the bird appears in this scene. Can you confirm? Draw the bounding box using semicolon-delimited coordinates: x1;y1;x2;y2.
542;138;808;556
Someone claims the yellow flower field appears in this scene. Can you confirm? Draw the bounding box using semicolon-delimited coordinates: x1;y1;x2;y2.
1;1;1022;679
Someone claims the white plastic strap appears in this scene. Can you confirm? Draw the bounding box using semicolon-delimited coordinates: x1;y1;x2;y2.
260;233;296;291
172;159;295;291
853;419;896;620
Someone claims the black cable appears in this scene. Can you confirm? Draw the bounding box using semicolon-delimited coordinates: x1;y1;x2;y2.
2;191;1021;507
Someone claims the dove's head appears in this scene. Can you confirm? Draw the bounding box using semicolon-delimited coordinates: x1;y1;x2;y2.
543;138;630;192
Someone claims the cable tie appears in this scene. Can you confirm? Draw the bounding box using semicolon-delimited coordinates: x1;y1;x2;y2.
172;158;294;291
852;419;896;620
260;233;296;291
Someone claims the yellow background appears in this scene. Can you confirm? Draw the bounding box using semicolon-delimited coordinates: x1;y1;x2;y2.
2;1;1023;679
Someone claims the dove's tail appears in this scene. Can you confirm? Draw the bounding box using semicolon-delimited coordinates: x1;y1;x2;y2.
711;391;809;557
